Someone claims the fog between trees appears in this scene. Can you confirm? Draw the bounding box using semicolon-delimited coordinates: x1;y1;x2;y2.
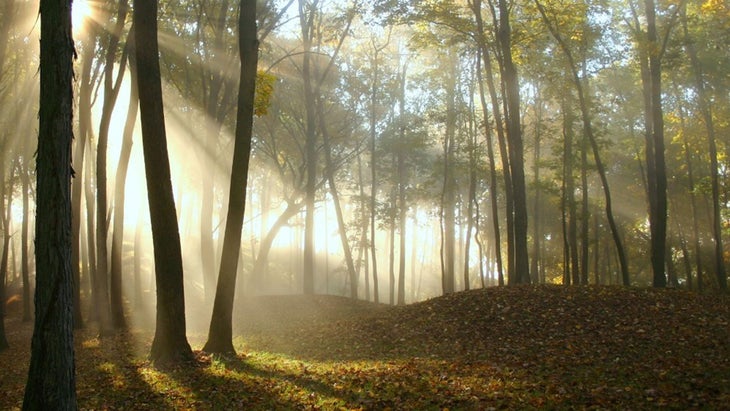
1;0;729;350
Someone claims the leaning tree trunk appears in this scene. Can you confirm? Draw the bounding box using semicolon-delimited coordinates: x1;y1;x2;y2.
95;0;129;335
204;0;258;355
681;4;726;291
535;0;630;286
133;0;193;365
110;27;139;331
23;0;77;406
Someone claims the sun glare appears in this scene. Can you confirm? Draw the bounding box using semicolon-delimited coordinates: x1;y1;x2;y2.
72;0;91;33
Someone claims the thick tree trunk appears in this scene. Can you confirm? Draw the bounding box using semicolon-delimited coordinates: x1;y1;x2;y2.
23;0;77;406
204;0;257;355
134;0;193;365
498;0;530;284
643;0;668;288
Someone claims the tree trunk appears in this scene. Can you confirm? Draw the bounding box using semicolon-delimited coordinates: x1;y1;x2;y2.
110;27;139;331
23;0;77;406
535;0;629;286
299;0;318;295
95;0;130;336
21;161;31;320
72;26;96;330
473;41;504;286
397;61;408;305
0;163;10;350
84;142;98;321
497;0;529;284
250;201;303;292
204;0;257;355
681;4;726;291
319;107;358;299
133;0;193;365
642;0;668;288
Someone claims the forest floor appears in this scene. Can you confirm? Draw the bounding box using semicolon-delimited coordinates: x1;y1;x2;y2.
2;285;730;410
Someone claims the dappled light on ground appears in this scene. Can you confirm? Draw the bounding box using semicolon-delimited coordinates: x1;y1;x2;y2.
2;285;729;409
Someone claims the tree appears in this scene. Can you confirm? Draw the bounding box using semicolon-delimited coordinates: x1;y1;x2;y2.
95;0;130;334
204;0;259;355
680;2;727;291
534;0;630;286
23;0;77;407
133;0;193;365
497;0;530;285
110;25;139;331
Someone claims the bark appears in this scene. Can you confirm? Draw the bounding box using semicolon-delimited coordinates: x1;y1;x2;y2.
0;163;10;350
536;0;629;286
133;0;193;365
681;4;726;291
397;61;408;305
110;27;139;330
472;0;504;285
497;0;530;284
299;0;317;295
646;0;668;288
23;0;77;406
250;201;303;292
474;42;504;286
531;94;542;285
84;141;98;321
204;0;257;354
676;85;702;290
21;162;31;320
319;108;358;299
368;36;389;303
72;27;96;330
198;0;232;304
441;48;457;295
95;0;129;335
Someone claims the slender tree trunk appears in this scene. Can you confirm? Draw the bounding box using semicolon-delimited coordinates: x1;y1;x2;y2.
84;142;98;321
21;163;31;320
72;27;95;330
204;0;257;354
474;44;504;286
23;0;77;405
681;5;726;290
356;153;370;301
320;118;358;299
96;0;130;336
531;90;542;284
397;61;408;305
134;0;193;365
110;28;139;330
0;164;10;350
250;201;303;292
134;214;143;308
536;0;629;285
